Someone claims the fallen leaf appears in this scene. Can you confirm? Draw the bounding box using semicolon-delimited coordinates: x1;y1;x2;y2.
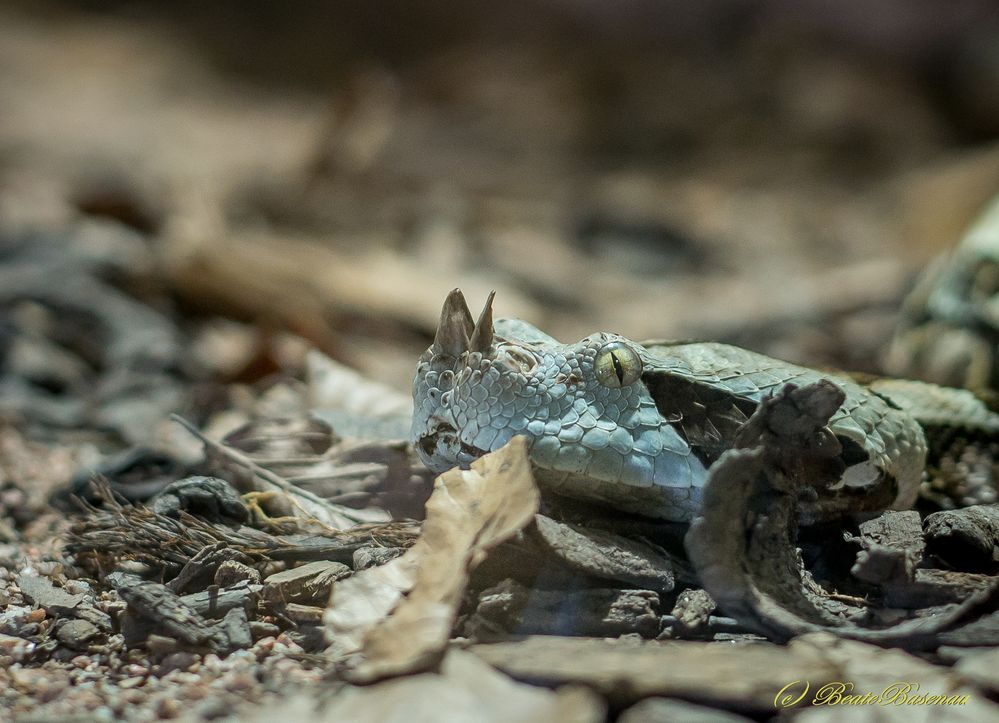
324;436;539;680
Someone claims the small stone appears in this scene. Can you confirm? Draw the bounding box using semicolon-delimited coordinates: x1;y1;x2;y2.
249;621;280;641
196;697;235;719
620;697;753;723
0;633;34;662
156;696;182;718
56;619;101;651
124;663;149;676
158;651;199;675
145;635;178;655
16;573;86;611
63;579;93;596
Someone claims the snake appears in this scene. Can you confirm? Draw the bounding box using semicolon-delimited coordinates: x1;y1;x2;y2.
411;289;999;522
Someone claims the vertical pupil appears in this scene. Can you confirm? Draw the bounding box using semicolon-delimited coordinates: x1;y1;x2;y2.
610;352;625;383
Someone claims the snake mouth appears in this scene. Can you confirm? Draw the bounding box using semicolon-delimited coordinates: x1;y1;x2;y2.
418;423;489;464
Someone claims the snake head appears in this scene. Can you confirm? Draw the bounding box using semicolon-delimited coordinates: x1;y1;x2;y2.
412;289;508;471
411;291;699;504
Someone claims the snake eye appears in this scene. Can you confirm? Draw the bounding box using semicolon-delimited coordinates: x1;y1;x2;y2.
594;342;642;388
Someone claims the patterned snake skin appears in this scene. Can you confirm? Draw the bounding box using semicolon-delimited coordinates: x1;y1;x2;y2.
411;290;999;522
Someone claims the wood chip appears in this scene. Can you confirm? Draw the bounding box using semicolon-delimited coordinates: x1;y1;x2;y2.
470;635;839;711
263;560;352;606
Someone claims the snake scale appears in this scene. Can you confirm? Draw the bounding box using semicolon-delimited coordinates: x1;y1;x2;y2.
411;289;999;522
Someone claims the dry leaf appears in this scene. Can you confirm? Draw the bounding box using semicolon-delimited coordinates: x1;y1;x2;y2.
324;436;539;680
307;350;412;420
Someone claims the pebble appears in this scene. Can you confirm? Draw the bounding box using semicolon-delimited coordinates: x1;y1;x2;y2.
157;651;200;675
56;619;101;650
155;696;181;718
0;633;34;662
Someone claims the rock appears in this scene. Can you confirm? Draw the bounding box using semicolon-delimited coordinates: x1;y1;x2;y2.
619;697;753;723
218;607;252;653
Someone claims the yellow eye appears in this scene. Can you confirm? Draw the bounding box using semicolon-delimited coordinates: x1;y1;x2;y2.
594;342;642;388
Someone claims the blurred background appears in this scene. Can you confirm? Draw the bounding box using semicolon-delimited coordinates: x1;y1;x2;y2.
4;0;999;401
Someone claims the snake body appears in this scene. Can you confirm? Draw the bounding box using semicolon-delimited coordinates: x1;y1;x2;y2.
412;290;999;522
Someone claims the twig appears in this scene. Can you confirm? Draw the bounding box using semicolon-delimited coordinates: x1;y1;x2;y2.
170;414;379;530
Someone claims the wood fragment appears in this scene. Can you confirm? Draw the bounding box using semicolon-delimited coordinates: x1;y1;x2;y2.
685;381;999;650
669;589;716;638
924;504;999;573
262;560;352;606
529;514;676;592
461;578;661;639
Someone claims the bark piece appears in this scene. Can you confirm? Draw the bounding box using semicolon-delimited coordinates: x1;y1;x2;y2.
263;560;351;606
669;589;717;638
284;604;325;624
851;510;924;585
462;578;660;639
529;514;676;592
882;569;994;609
470;635;839;711
938;611;999;647
117;580;222;649
113;576;250;654
242;649;603;723
685;381;999;649
924;505;999;572
167;543;255;594
180;582;260;619
352;546;406;570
